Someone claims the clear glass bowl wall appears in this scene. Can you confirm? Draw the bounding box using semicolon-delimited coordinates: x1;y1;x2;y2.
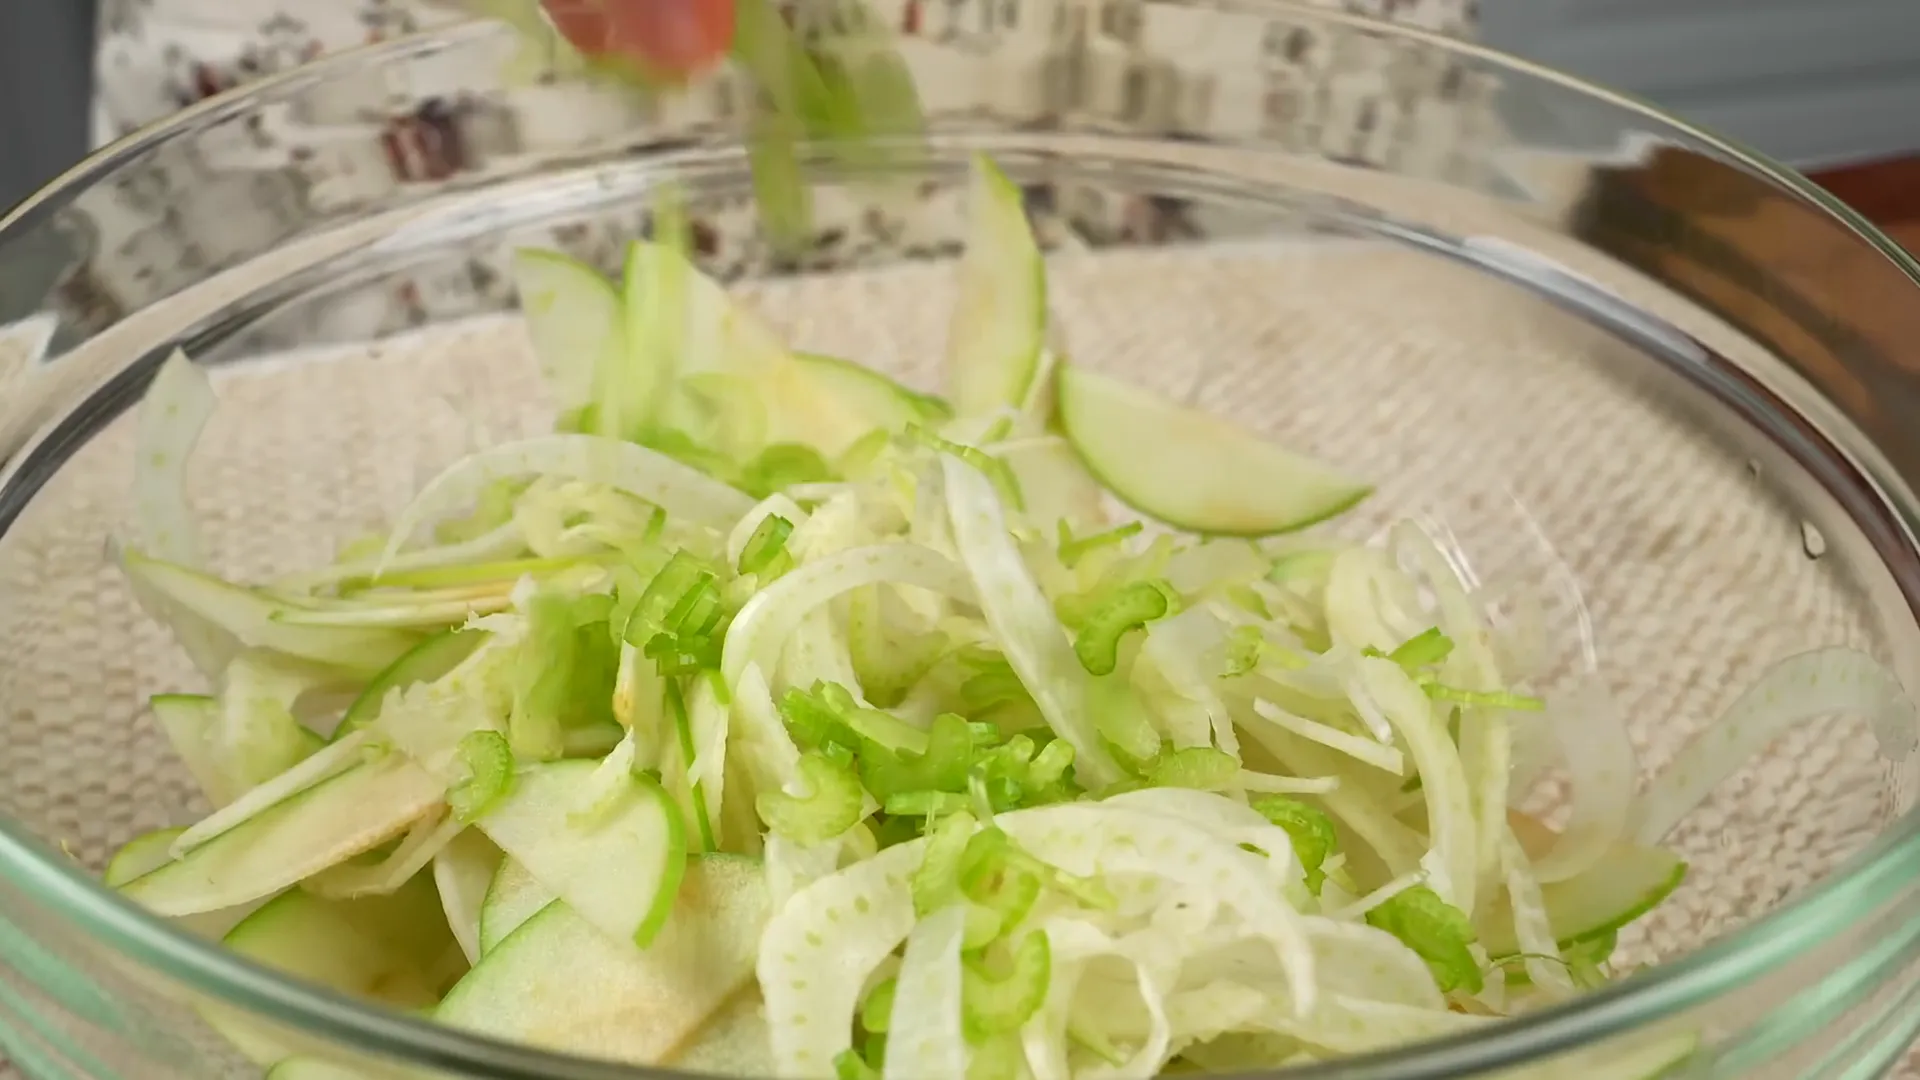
2;7;1920;1080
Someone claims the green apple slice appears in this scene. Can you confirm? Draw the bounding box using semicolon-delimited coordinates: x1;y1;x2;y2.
119;755;443;916
207;873;463;1066
477;856;554;956
119;548;417;676
335;628;484;741
1055;363;1371;535
946;154;1046;417
148;695;234;805
432;829;502;964
794;352;951;432
104;828;188;889
475;759;686;948
512;248;622;419
668;987;774;1076
436;854;768;1066
107;827;271;939
626;242;872;458
1480;840;1687;956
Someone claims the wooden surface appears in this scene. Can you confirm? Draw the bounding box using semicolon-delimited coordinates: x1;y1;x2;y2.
1572;151;1920;479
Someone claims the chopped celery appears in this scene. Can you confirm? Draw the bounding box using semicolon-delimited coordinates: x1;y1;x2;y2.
756;751;864;845
1424;685;1545;711
1071;579;1175;677
1386;627;1455;670
833;1049;880;1080
741;444;836;499
1364;885;1482;994
912;812;978;916
737;514;795;577
959;832;1042;932
910;425;1025;511
1145;747;1239;791
859;978;897;1034
447;731;515;822
961;931;1051;1040
1056;521;1143;569
1253;797;1338;894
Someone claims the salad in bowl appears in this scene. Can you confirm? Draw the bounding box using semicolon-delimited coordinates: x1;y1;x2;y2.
103;154;1915;1080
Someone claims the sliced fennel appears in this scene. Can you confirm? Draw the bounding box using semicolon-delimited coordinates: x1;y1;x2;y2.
109;149;1898;1079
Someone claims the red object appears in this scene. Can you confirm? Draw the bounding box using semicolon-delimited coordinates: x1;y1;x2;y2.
539;0;738;79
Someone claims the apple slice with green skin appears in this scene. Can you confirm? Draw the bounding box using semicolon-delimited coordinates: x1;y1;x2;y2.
623;242;874;457
119;755;443;917
1479;839;1687;956
104;828;187;889
946;154;1046;418
119;548;419;676
475;759;686;949
433;829;502;965
512;248;622;421
1055;363;1372;536
668;987;775;1076
794;352;952;433
994;435;1107;532
477;856;555;955
436;854;768;1066
148;695;240;805
334;628;484;742
107;827;275;938
207;873;464;1066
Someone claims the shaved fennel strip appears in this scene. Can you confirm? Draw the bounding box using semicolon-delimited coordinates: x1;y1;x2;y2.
1530;682;1637;883
943;455;1125;786
1301;918;1446;1009
379;435;754;571
1138;608;1240;756
1237;771;1339;794
759;839;926;1077
1033;918;1174;1080
1634;648;1917;845
1323;549;1423;654
1355;658;1478;914
278;524;524;590
1251;698;1405;775
304;809;460;899
721;543;976;683
1394;522;1514;897
134;349;217;568
685;674;730;849
271;595;511;627
171;731;373;856
882;904;970;1080
999;803;1317;1015
1239;722;1425;876
1331;871;1427;922
1272;995;1493;1056
731;663;803;793
1497;828;1574;995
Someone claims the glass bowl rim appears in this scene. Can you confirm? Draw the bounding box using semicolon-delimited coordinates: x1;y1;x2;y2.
3;11;1920;1078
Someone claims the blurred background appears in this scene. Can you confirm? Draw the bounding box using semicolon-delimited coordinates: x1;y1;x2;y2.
5;0;1919;221
0;0;1915;322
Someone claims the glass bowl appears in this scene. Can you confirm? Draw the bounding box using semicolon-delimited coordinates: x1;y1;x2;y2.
3;7;1920;1080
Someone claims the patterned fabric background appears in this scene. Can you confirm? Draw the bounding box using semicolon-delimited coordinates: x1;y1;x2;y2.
73;0;1489;345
